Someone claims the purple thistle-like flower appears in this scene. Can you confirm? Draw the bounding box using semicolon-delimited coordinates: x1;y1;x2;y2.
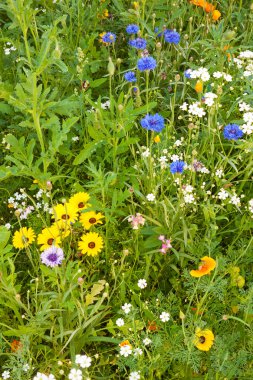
40;246;64;268
141;113;165;132
137;56;157;71
126;24;139;34
164;30;180;44
102;32;116;44
129;38;147;50
124;71;137;82
223;124;244;140
170;160;186;174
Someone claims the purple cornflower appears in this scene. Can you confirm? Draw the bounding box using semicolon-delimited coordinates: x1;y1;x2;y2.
164;30;180;44
223;124;244;140
137;56;156;71
126;24;139;34
40;246;64;268
129;38;147;50
141;113;165;132
170;160;186;174
124;71;137;82
102;32;116;44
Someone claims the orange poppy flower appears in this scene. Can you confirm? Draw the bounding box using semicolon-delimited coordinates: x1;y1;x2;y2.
190;256;216;277
212;10;221;21
203;3;215;13
195;80;203;93
147;320;158;331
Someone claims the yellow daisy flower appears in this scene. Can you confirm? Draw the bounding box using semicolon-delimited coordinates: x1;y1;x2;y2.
69;192;90;211
37;226;61;251
194;328;214;351
78;232;104;256
13;227;35;249
51;220;71;240
79;211;104;230
52;203;77;224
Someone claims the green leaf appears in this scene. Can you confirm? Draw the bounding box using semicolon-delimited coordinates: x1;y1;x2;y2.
73;141;102;165
0;226;10;250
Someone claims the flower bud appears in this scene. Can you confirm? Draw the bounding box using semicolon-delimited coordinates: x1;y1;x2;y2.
107;57;115;76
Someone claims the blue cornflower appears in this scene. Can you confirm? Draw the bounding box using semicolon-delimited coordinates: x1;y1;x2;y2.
140;113;165;132
137;56;157;71
184;69;192;79
170;160;186;174
124;71;137;82
164;30;180;44
102;32;116;44
223;124;244;140
129;38;147;50
126;24;139;34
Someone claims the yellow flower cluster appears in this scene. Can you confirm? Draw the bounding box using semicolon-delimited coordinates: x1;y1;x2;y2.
12;192;104;257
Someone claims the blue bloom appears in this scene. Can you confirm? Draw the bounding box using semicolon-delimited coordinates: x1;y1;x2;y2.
124;71;137;82
223;124;244;140
137;56;157;71
140;113;165;132
184;69;192;78
170;160;186;174
154;27;159;34
164;30;180;44
102;32;116;44
126;24;139;34
129;38;147;50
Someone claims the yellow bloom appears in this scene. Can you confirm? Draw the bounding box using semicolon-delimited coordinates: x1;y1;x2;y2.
78;232;104;256
52;203;77;224
190;256;216;277
212;9;221;21
69;192;90;211
37;226;61;251
119;340;132;348
51;220;71;239
154;135;161;143
132;1;139;9
79;211;104;230
194;328;214;351
13;227;35;249
195;80;203;93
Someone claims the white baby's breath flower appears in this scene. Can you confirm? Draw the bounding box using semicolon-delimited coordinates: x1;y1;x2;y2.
217;189;229;200
215;169;223;178
159;311;170;322
75;354;92;368
143;337;152;346
146;193;155;202
119;344;132;357
133;348;143;356
68;368;83;380
137;279;147;289
2;371;11;380
129;371;141;380
116;318;125;327
122;303;132;314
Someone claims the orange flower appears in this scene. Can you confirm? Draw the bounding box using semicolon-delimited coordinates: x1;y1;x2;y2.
195;80;203;93
190;256;216;277
203;3;215;13
11;340;22;352
147;320;158;331
119;340;132;348
212;10;221;21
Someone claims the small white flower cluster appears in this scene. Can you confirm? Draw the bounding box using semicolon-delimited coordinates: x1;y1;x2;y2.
141;147;150;158
33;373;56;380
2;371;10;380
8;188;51;218
68;368;82;380
234;50;253;77
129;371;141;380
119;343;132;357
217;189;241;207
213;71;232;82
146;193;155;202
4;42;16;55
248;199;253;215
188;102;206;118
159;155;168;169
182;184;196;204
239;103;253;135
159;311;170;322
75;354;92;368
215;168;224;178
122;303;132;314
203;92;218;107
188;67;210;82
217;188;229;200
191;160;210;174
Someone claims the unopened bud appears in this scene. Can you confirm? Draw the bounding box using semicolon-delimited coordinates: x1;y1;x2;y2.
108;57;115;76
175;74;180;81
118;104;124;112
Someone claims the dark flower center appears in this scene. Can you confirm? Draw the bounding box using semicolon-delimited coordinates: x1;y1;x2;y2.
47;253;58;263
89;217;97;224
199;336;206;344
61;214;70;220
88;242;96;249
47;238;54;245
78;202;84;208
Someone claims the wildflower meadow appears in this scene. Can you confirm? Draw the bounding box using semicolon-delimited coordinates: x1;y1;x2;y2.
1;0;253;379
